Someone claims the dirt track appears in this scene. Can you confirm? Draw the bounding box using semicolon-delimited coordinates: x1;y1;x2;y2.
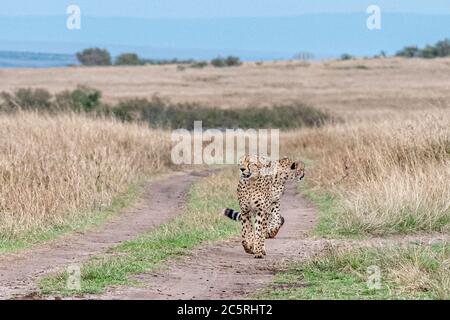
2;170;447;300
93;181;319;299
0;171;209;299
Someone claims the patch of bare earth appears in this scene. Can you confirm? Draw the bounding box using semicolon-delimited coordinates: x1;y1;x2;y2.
0;170;209;300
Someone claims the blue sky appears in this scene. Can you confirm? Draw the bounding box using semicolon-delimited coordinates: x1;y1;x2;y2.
0;1;449;61
2;0;450;17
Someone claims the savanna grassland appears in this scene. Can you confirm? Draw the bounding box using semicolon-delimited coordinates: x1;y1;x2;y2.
1;57;450;117
0;112;171;248
0;57;449;299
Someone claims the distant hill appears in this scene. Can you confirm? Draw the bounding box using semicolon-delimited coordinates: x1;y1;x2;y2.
0;13;449;64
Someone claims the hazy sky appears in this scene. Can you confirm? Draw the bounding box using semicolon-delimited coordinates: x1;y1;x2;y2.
1;1;449;61
2;0;450;17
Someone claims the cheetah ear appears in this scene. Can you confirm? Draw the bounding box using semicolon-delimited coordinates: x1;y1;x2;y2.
290;162;298;170
238;155;247;165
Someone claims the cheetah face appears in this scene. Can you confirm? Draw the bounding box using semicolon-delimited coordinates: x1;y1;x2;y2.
238;155;268;180
290;161;305;181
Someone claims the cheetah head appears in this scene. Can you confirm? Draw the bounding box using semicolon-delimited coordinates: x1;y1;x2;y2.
238;155;270;180
278;157;305;181
290;160;305;181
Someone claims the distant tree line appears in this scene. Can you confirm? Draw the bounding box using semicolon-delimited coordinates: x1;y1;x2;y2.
396;38;450;58
75;48;241;68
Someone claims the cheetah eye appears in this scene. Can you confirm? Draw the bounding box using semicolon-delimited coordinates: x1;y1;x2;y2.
290;162;298;170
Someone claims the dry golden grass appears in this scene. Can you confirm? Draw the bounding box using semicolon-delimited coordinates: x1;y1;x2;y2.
0;112;171;239
282;109;450;235
1;57;450;118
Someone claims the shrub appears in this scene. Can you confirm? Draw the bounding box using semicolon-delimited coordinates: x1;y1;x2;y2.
224;56;242;66
1;86;102;114
141;58;194;65
2;87;331;129
115;53;142;66
55;86;102;113
211;56;242;67
211;57;226;67
190;61;208;68
396;39;450;59
340;53;354;60
434;39;450;57
113;98;331;129
420;45;439;59
76;48;112;66
0;88;52;111
396;46;420;58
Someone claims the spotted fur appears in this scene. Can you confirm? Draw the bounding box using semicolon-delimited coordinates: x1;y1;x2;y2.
223;155;305;258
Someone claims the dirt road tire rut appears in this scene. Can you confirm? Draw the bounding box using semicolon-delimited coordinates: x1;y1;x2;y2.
0;171;208;299
95;182;319;300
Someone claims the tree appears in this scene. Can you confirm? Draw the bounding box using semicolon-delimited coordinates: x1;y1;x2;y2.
76;48;112;66
419;45;439;59
115;53;142;66
211;57;226;67
395;46;420;58
340;53;354;60
211;56;242;67
434;39;450;57
224;56;242;66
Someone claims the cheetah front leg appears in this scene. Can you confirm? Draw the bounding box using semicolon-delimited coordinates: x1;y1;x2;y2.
267;201;284;239
240;209;254;254
253;206;269;258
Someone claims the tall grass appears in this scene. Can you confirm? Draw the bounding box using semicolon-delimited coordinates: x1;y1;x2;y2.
0;112;171;240
283;110;450;235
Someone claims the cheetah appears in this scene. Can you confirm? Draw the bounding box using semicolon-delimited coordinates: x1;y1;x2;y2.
223;155;305;258
224;156;305;239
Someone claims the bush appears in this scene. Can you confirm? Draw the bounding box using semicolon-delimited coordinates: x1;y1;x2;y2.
55;86;102;112
211;57;226;67
224;56;242;66
76;48;112;66
2;87;332;130
396;46;420;58
420;45;439;59
1;86;102;114
0;88;52;111
396;39;450;59
211;56;242;67
141;58;194;65
340;53;354;60
434;39;450;57
115;53;143;66
114;98;331;129
190;61;209;68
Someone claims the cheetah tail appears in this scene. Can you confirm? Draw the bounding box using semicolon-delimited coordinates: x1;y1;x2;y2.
223;208;241;221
